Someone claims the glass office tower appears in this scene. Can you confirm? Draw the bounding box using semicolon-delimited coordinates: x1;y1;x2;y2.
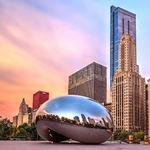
110;6;136;87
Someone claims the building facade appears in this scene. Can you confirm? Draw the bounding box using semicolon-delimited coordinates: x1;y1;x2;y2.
32;91;49;122
110;6;136;87
13;98;32;126
112;34;145;131
147;79;150;136
33;91;49;111
17;98;29;126
13;115;18;127
104;103;112;113
68;62;107;104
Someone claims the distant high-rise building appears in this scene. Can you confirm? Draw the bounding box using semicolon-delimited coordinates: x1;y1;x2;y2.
23;106;32;125
32;91;49;122
112;34;145;131
68;62;107;104
17;98;29;126
145;84;148;131
147;79;150;136
13;98;32;126
110;6;136;87
13;115;18;127
33;91;49;111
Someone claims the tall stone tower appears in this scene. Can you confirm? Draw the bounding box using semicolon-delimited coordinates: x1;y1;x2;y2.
17;98;28;126
112;34;145;131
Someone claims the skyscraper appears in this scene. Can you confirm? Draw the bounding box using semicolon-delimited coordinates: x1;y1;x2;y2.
110;6;136;87
17;98;32;126
112;34;145;131
146;79;150;136
32;91;49;122
68;62;107;104
32;91;49;111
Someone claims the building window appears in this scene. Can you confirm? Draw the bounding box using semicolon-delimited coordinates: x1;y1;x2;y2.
128;21;130;34
122;18;125;34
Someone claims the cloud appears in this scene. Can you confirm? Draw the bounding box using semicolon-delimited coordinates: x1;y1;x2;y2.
1;3;106;64
0;67;20;85
0;0;108;119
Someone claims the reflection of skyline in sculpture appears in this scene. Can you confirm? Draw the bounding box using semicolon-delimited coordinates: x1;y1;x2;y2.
35;95;113;144
36;95;113;127
81;114;88;124
36;113;113;130
37;95;112;122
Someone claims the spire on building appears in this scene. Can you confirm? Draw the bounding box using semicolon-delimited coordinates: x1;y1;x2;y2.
19;98;28;114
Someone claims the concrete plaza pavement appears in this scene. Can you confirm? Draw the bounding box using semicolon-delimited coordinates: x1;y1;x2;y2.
0;141;150;150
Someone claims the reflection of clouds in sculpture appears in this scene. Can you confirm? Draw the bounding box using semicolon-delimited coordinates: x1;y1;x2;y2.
35;95;114;144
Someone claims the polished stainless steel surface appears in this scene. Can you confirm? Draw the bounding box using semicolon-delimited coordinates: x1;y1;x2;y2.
35;95;113;144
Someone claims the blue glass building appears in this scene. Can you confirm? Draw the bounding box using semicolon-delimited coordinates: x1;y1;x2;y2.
110;6;136;87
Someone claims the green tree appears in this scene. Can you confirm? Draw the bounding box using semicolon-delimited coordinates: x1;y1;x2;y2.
29;123;38;140
0;119;38;140
12;123;38;140
0;119;13;140
133;131;144;141
113;129;129;141
15;126;27;139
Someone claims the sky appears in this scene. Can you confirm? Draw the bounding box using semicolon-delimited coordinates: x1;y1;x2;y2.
0;0;150;120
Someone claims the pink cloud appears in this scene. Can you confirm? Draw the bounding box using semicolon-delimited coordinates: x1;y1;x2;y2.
0;1;108;119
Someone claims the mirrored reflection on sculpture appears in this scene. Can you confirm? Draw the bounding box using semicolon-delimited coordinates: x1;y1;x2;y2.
35;95;113;144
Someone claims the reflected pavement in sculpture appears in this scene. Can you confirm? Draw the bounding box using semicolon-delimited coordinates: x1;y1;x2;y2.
35;95;113;144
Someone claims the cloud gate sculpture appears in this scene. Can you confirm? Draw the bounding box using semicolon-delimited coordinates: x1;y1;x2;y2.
35;95;113;144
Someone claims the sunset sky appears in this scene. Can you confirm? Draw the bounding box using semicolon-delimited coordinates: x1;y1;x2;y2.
0;0;150;120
